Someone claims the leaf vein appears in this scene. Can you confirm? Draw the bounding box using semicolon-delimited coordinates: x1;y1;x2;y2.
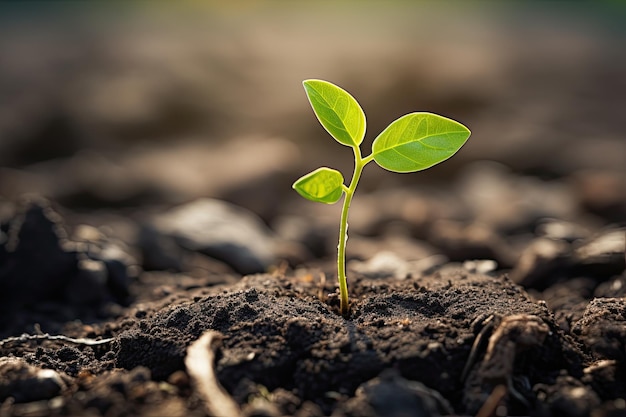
375;131;468;153
391;148;423;165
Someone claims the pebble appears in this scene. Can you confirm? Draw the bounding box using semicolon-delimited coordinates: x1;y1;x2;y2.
463;259;498;275
138;226;185;271
510;238;570;288
70;223;135;304
572;228;625;276
151;198;276;275
0;358;67;403
536;218;592;243
349;251;411;280
65;258;108;305
342;369;452;417
595;275;626;298
350;251;449;281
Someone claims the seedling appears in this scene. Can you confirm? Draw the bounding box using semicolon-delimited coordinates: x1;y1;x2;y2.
293;79;471;315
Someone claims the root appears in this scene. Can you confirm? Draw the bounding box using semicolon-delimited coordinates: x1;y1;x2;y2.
0;333;114;348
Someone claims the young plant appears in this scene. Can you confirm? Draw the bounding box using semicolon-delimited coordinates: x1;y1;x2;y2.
293;79;471;316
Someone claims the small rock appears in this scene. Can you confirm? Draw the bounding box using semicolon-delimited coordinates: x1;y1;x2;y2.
535;375;601;417
138;226;185;271
350;251;410;280
510;238;570;288
595;275;626;298
0;357;67;403
65;258;108;305
349;254;430;282
463;259;498;274
336;369;451;417
572;228;625;277
70;223;135;304
536;218;592;243
104;258;133;304
151;198;275;275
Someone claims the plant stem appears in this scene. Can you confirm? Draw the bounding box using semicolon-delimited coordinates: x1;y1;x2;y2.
337;147;370;316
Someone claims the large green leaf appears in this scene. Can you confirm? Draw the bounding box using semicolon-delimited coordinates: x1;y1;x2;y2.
303;79;366;148
372;112;471;173
292;167;345;204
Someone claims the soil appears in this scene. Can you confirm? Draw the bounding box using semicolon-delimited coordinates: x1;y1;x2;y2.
1;5;626;417
0;196;624;417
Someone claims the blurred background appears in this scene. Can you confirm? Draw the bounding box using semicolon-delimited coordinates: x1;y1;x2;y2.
0;1;624;224
0;4;625;414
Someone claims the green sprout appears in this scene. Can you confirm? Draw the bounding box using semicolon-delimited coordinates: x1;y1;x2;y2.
293;79;471;316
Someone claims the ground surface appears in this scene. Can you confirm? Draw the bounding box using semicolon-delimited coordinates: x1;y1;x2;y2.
0;189;624;417
1;4;625;417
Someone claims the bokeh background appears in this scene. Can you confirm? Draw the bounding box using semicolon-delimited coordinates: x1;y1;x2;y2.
1;1;624;224
1;5;626;415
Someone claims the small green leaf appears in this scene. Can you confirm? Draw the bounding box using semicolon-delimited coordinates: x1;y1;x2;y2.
303;79;366;148
292;167;345;204
372;112;471;173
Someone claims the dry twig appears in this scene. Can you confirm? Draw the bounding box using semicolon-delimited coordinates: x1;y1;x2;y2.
185;330;242;417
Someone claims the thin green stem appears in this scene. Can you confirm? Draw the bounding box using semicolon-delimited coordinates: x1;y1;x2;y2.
337;146;370;316
362;153;375;165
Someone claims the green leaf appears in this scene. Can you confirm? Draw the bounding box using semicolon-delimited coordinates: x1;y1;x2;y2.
372;112;471;173
292;167;345;204
303;79;366;148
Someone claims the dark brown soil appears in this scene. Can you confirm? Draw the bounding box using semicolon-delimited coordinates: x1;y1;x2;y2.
1;238;625;417
1;4;626;417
